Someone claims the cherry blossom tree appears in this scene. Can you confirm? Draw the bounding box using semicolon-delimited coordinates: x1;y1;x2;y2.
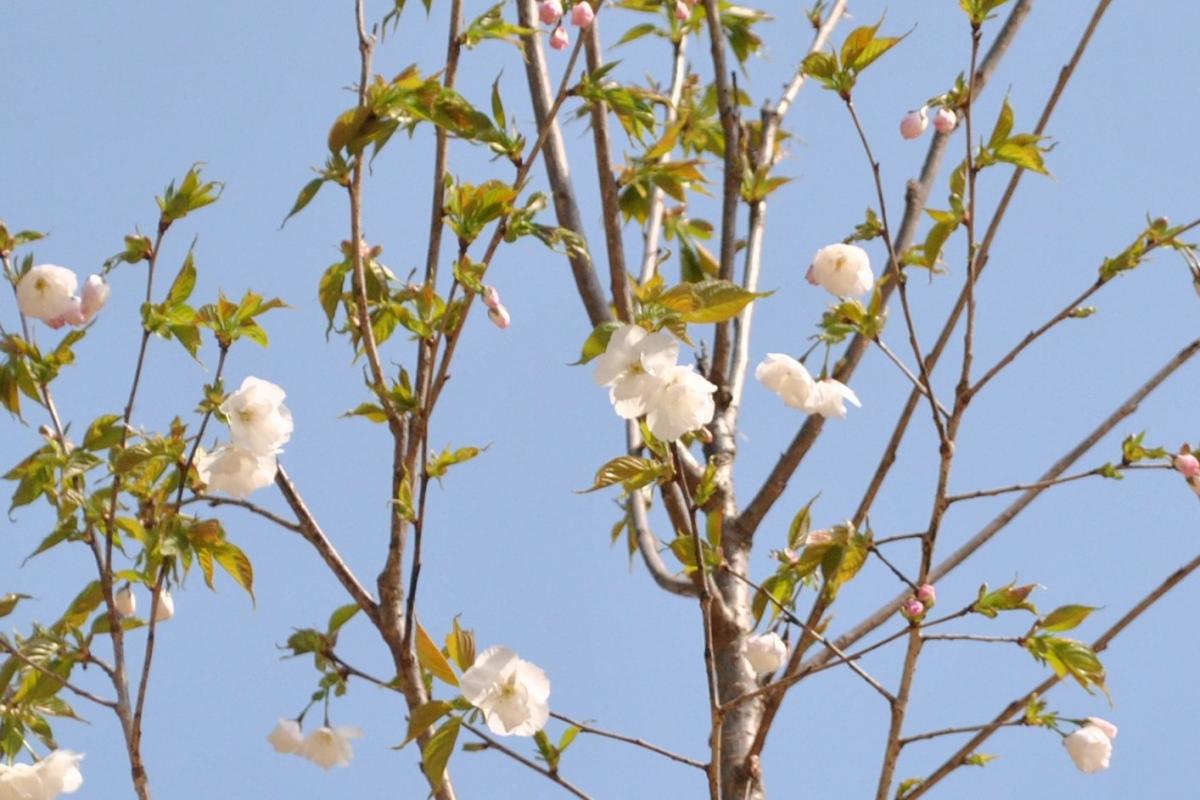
2;1;1198;799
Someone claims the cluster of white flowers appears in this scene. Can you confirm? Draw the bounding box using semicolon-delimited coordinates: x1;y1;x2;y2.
197;377;293;499
593;324;716;441
0;750;83;799
15;265;110;329
267;720;363;770
755;354;860;419
1064;717;1117;773
460;646;551;737
113;585;175;622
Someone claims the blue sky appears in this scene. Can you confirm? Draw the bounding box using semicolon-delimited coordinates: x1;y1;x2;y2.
2;1;1199;798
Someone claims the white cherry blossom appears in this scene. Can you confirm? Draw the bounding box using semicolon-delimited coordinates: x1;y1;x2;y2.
220;377;293;456
460;646;551;737
806;243;874;297
755;354;815;410
267;719;305;755
593;324;679;419
16;265;78;322
1064;724;1113;773
744;632;787;675
196;445;278;499
300;725;363;770
645;365;716;442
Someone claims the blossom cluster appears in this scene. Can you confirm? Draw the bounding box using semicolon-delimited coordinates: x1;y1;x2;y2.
593;324;716;442
15;264;110;329
536;0;595;52
113;584;175;622
197;377;293;499
0;750;83;799
268;720;364;770
900;105;957;139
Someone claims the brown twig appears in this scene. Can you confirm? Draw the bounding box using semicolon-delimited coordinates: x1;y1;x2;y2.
550;711;707;771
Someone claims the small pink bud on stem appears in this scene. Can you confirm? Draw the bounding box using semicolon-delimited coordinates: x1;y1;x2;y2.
899;107;928;140
550;25;569;50
933;107;957;134
538;0;563;24
570;2;594;27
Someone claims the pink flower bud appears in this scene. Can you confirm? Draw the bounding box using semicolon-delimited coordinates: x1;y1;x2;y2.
539;0;563;24
916;583;936;607
933;107;957;134
550;25;569;50
1174;453;1200;479
1085;717;1118;740
900;598;925;621
483;285;502;311
675;0;690;20
80;274;110;322
899;108;928;140
570;2;594;27
488;304;511;330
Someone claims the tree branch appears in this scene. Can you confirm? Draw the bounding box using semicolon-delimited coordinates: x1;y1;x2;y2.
805;336;1200;674
274;464;380;624
906;546;1200;798
735;0;1034;540
462;721;594;800
516;0;611;328
549;711;707;771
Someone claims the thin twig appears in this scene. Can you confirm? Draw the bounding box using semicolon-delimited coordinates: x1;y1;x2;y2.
722;570;895;707
945;462;1168;504
872;337;949;419
899;720;1026;748
549;712;707;771
639;33;689;283
671;444;723;800
184;494;303;533
462;721;594;800
0;638;118;709
274;464;380;623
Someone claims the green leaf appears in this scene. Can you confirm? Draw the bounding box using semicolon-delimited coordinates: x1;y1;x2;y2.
422;717;462;790
582;456;663;493
665;280;770;324
988;98;1014;150
572;321;621;365
0;593;30;619
327;604;361;637
166;252;197;307
972;581;1037;618
214;542;255;602
402;700;453;748
965;752;996;767
444;617;476;673
282;178;326;225
82;414;124;451
416;622;459;687
1038;604;1097;634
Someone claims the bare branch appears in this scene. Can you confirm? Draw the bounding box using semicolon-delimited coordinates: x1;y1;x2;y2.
550;711;707;771
701;0;741;389
639;34;690;284
274;464;380;624
872;337;949;419
807;336;1200;673
907;546;1200;798
462;721;594;800
583;19;632;322
516;0;610;328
